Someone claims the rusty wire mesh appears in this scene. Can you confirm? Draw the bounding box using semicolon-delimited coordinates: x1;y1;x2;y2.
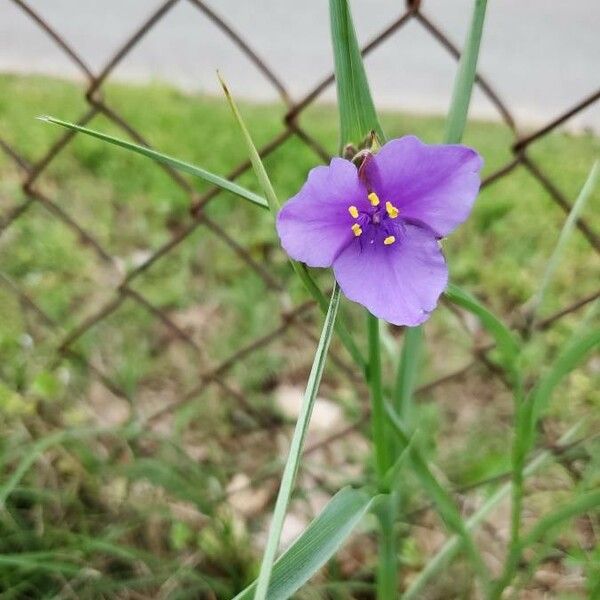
0;0;599;589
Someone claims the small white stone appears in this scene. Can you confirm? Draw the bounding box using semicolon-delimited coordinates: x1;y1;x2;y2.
274;385;345;433
227;473;272;517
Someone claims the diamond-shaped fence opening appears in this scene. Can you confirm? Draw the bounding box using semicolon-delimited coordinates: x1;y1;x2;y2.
0;0;599;595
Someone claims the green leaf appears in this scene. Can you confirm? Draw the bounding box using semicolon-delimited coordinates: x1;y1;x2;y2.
403;421;583;599
393;326;423;426
445;283;520;376
385;406;490;589
218;74;280;214
233;486;379;600
526;326;600;449
0;425;138;507
382;429;416;491
444;0;489;144
329;0;384;146
0;552;81;575
527;160;599;321
492;488;600;597
520;489;600;549
38;116;268;209
251;284;341;600
218;75;366;372
30;371;61;398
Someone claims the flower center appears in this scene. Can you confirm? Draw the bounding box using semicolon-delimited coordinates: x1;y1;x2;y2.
348;192;400;246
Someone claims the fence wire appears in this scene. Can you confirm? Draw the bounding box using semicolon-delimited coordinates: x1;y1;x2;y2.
0;0;599;585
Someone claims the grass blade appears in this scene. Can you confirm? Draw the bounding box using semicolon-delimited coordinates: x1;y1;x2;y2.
0;552;81;575
233;486;379;600
526;326;600;449
527;160;599;323
444;0;489;144
0;425;136;508
445;283;520;377
252;284;341;600
403;421;583;599
217;74;366;372
385;406;491;590
217;74;280;214
492;488;600;598
329;0;384;146
393;326;423;426
38;116;268;209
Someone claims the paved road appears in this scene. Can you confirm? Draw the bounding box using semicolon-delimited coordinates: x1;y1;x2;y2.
1;0;599;130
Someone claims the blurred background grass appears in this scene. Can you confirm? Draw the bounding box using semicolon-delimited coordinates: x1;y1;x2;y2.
0;73;599;598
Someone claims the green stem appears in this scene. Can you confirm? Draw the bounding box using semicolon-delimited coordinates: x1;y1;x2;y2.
497;375;535;599
509;380;527;550
367;313;396;598
368;314;391;484
376;494;398;600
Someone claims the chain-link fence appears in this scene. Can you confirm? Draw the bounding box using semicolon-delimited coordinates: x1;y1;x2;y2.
1;0;599;594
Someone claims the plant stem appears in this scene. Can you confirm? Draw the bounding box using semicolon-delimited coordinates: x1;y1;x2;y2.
376;494;398;600
367;313;396;598
368;314;392;484
509;380;527;551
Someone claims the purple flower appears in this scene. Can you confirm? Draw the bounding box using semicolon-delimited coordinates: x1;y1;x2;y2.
276;136;483;326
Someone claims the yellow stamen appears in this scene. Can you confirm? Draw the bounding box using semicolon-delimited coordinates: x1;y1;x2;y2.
383;235;396;245
368;192;380;207
385;201;399;219
348;205;359;218
351;223;363;237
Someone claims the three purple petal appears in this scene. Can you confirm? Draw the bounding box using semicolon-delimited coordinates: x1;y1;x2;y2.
276;135;483;326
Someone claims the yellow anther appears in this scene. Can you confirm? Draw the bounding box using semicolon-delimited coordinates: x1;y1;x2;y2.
383;235;396;245
351;223;363;237
348;205;359;218
368;192;380;206
385;201;399;219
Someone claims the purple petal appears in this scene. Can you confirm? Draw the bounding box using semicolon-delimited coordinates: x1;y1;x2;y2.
276;158;369;267
363;136;483;237
332;223;448;326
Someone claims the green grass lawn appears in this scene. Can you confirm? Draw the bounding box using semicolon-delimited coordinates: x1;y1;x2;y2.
0;74;598;598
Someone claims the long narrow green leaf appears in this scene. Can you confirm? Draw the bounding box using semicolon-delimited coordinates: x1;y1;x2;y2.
0;552;81;575
393;326;423;426
528;161;599;321
234;487;379;600
218;74;280;214
526;326;600;449
403;421;583;599
252;284;341;600
445;283;520;375
218;76;366;372
444;0;489;144
329;0;383;146
492;488;600;598
521;489;600;549
385;405;490;589
38;116;268;209
0;425;136;507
